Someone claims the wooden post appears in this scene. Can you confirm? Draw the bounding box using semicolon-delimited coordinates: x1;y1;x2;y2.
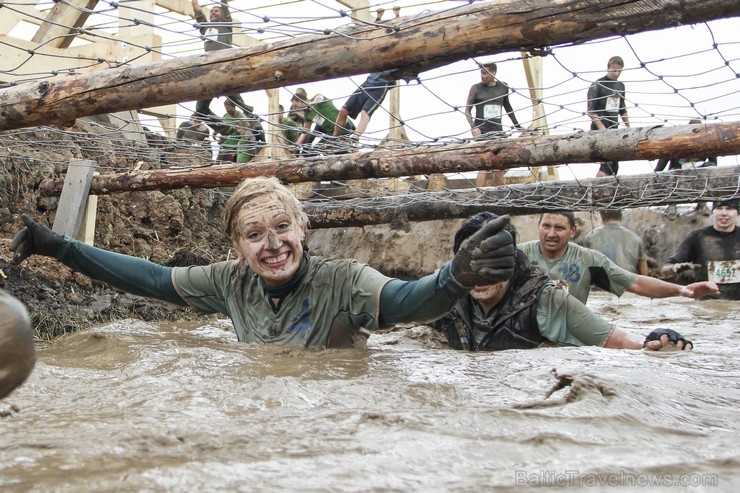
52;160;96;239
521;50;558;182
77;172;99;245
257;88;291;160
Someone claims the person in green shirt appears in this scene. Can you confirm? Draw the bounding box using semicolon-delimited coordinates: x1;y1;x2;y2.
292;90;355;155
0;289;35;398
277;104;300;151
10;177;516;348
217;99;245;162
429;212;693;351
518;211;718;304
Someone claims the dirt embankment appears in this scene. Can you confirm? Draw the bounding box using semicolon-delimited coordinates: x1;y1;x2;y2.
1;125;714;340
0;125;231;339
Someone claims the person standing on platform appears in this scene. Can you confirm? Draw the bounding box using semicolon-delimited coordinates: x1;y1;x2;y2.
587;56;630;177
465;62;523;187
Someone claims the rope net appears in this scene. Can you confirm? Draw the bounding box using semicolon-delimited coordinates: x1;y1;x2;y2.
1;0;738;221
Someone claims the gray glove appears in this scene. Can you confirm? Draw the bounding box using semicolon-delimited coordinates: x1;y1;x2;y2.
9;214;65;264
450;215;515;288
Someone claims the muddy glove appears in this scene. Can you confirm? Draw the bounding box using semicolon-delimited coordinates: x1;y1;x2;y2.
643;328;693;350
450;215;515;288
9;214;65;265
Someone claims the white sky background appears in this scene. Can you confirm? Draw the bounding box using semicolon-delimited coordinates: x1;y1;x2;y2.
5;1;740;180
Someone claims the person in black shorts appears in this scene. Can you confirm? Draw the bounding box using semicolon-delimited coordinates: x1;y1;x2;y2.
333;72;395;142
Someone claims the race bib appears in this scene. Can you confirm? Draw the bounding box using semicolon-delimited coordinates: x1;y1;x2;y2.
605;95;621;112
313;114;326;126
204;27;219;42
707;260;740;284
483;104;501;119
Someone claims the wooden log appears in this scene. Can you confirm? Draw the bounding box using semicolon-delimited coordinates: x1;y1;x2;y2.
302;167;740;228
2;0;739;131
37;122;740;196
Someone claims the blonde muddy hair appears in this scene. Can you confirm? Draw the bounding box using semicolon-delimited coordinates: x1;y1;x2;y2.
224;177;309;245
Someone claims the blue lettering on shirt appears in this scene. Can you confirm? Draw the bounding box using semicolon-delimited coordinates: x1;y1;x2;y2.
288;298;313;340
558;263;581;283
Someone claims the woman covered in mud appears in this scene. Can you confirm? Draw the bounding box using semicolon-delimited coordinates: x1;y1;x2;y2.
10;176;515;348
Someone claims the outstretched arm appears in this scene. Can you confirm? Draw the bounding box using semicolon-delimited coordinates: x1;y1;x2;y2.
10;214;185;305
605;327;692;350
627;275;719;299
192;0;204;20
379;263;466;325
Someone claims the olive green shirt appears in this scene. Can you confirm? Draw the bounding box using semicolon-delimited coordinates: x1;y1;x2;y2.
173;256;390;348
519;241;636;304
470;284;613;347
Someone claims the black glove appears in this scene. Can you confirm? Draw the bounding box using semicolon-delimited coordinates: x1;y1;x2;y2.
9;214;65;265
450;215;515;288
643;328;693;349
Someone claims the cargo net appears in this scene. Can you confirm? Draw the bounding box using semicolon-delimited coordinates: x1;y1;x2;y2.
1;1;738;223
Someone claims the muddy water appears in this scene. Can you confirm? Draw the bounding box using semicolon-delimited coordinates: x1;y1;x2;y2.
1;291;738;492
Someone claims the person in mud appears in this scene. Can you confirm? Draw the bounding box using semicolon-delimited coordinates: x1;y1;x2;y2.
587;56;630;177
10;177;516;348
662;199;740;300
191;0;254;130
583;209;647;274
518;211;719;304
0;289;35;398
428;212;693;351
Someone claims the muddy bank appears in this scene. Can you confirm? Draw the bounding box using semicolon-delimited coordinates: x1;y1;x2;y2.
0;126;714;339
307;207;714;279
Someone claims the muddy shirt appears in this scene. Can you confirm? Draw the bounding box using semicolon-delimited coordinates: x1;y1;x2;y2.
666;226;740;300
470;284;612;347
194;1;233;52
468;81;513;135
173;256;390;347
519;241;636;304
587;75;626;129
583;223;645;274
535;284;613;346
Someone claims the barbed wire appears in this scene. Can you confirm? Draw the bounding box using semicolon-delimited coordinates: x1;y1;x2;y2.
1;0;739;217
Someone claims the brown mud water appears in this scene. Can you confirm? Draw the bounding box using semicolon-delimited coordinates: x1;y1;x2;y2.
1;291;738;491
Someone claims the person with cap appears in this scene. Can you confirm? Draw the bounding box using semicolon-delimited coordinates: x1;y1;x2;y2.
662;199;740;300
10;177;517;349
427;212;693;351
0;289;35;399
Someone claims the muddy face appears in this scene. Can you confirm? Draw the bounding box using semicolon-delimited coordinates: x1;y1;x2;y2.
0;290;36;399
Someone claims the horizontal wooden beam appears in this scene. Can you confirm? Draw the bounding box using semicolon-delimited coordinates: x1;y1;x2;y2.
2;0;739;131
37;122;740;196
302;167;740;228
